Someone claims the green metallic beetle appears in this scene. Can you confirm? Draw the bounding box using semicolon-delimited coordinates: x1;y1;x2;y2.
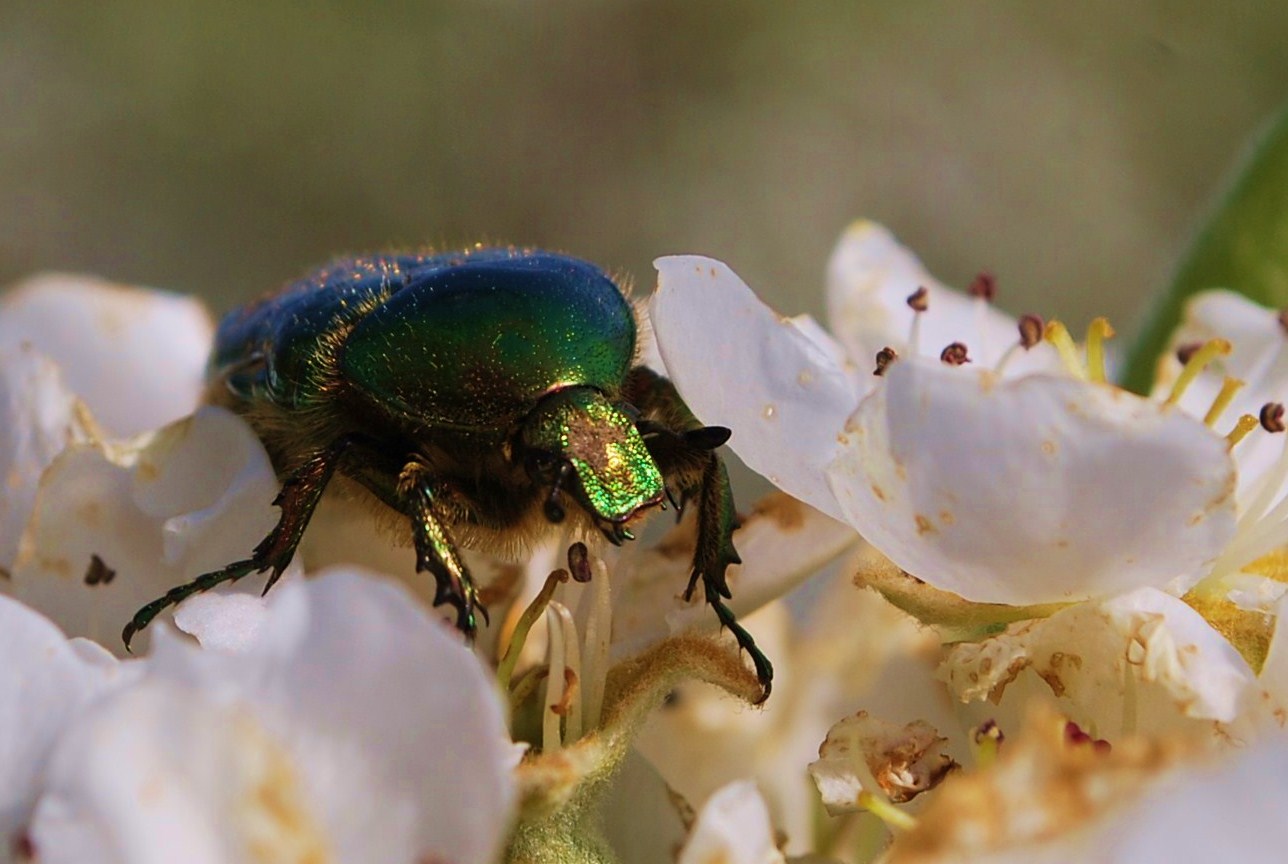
124;247;771;696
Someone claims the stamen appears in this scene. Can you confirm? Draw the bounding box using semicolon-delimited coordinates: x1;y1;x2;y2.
1018;314;1044;349
967;271;996;301
1084;317;1115;383
542;602;577;751
906;287;928;354
994;314;1044;376
874;346;898;376
1202;377;1245;427
1165;339;1232;406
497;567;569;692
580;558;613;730
1262;402;1286;433
1043;321;1087;380
857;792;917;833
940;342;970;366
1225;414;1259;448
970;720;1003;769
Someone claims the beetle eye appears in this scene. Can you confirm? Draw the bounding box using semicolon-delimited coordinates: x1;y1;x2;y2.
526;449;560;480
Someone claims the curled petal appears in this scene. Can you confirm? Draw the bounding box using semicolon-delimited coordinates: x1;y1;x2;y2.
828;359;1237;604
651;255;863;521
809;712;956;812
941;588;1255;730
11;406;282;653
0;274;213;436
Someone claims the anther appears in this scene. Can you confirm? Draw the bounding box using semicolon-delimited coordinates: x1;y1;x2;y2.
1261;402;1286;433
967;271;996;302
940;342;970;366
1018;314;1044;349
567;541;592;582
1203;377;1244;427
1085;317;1115;383
1166;339;1232;406
1226;414;1259;448
906;287;929;312
874;346;898;376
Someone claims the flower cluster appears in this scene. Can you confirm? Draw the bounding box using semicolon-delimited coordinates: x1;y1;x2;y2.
7;219;1288;864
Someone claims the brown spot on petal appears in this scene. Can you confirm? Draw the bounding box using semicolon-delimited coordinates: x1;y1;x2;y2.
1041;440;1057;456
915;514;937;535
939;510;954;526
750;491;806;531
871;484;887;502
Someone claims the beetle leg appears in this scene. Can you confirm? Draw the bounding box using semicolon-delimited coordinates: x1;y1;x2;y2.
398;461;486;637
623;367;773;701
122;438;349;650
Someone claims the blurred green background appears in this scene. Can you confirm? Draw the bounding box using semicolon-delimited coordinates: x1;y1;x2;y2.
4;1;1288;334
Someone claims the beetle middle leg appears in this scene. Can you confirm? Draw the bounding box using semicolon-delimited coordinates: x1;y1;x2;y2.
624;367;774;701
122;437;350;649
397;460;486;637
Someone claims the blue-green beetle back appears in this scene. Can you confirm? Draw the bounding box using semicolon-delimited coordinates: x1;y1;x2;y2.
212;248;636;428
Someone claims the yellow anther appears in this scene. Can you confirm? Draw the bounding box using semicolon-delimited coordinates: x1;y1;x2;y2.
1043;321;1087;380
1203;377;1245;427
1226;414;1259;449
1085;317;1116;383
1166;339;1232;406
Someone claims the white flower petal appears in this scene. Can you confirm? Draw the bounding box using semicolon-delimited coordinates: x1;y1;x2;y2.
0;274;213;436
828;359;1237;604
941;588;1254;731
651;255;863;521
610;493;857;659
172;590;274;653
826;221;1056;373
11;406;280;653
0;346;87;572
677;780;785;864
32;572;514;864
0;595;128;854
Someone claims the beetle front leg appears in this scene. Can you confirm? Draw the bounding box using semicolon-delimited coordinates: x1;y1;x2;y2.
398;461;486;637
123;437;349;649
624;367;774;701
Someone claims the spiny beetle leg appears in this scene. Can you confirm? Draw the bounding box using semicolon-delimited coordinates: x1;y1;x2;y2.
122;438;350;650
400;462;486;638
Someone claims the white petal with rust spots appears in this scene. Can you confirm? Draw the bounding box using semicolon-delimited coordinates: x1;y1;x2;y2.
828;359;1237;604
11;406;281;653
676;780;785;864
826;221;1057;373
608;493;858;660
809;712;955;813
942;588;1255;734
146;570;516;864
0;274;213;436
651;255;862;521
0;346;88;572
0;595;130;855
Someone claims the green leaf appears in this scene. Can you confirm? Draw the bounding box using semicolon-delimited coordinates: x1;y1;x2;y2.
1121;102;1288;394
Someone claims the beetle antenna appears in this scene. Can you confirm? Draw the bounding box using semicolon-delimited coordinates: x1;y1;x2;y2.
544;462;571;523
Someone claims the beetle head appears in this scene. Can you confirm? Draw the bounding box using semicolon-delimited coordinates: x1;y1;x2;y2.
519;387;664;536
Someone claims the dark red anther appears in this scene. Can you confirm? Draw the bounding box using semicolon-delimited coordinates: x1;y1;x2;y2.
874;346;899;376
1261;403;1286;433
1018;314;1044;350
968;271;997;302
906;286;929;312
940;342;970;366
